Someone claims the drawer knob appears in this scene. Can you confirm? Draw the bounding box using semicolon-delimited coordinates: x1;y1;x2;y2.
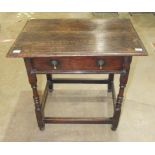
96;59;105;69
50;60;59;70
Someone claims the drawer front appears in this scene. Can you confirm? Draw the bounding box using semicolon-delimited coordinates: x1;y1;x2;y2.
32;56;123;72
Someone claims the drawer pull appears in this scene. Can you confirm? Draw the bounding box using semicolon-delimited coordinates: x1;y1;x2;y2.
50;60;59;70
96;59;105;69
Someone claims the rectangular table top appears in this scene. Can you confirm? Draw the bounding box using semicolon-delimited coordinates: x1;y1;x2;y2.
7;18;147;58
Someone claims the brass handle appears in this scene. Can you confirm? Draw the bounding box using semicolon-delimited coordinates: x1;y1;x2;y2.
50;60;59;70
96;59;105;69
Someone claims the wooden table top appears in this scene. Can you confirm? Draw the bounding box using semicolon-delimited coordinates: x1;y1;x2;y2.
7;18;147;58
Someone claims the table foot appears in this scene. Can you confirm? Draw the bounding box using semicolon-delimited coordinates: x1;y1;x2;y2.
111;116;119;131
111;126;117;131
39;125;45;131
48;85;53;92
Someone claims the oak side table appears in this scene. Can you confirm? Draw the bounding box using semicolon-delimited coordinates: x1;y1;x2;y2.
7;19;147;131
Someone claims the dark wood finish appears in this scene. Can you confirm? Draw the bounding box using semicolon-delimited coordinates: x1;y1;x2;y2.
50;78;109;84
32;56;124;71
7;19;147;131
111;82;116;110
44;117;113;124
41;81;49;113
108;73;114;92
46;74;53;91
24;58;45;130
31;69;125;74
7;19;147;58
112;56;132;130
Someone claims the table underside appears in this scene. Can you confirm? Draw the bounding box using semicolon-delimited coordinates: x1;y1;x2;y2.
24;56;132;131
41;77;116;125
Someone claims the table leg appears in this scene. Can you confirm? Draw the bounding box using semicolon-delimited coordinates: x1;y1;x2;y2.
108;73;114;92
24;59;45;130
111;57;132;130
46;74;53;92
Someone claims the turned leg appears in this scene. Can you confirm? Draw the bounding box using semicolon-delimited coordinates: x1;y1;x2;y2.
108;73;114;92
111;57;132;130
46;74;53;92
111;73;127;130
31;78;45;130
24;59;45;130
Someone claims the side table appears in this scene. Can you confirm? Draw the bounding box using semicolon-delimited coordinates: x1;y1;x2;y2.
7;19;147;131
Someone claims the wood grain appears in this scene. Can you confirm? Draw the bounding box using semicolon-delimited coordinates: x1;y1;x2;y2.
7;19;147;57
32;56;123;71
